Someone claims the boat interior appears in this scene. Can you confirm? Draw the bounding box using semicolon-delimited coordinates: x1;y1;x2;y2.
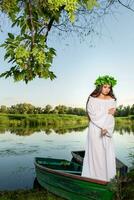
36;157;82;175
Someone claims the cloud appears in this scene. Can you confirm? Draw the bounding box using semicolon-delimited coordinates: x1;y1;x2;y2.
117;98;134;106
0;97;28;106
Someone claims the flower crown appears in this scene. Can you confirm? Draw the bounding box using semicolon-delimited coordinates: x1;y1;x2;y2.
94;75;117;87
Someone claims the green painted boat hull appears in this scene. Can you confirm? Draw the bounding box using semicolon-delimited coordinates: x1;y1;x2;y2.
35;157;114;200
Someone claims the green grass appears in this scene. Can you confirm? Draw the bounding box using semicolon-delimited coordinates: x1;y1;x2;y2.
0;113;133;136
0;189;64;200
0;113;88;135
0;113;88;127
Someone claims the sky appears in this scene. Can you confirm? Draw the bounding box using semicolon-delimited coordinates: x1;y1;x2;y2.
0;5;134;109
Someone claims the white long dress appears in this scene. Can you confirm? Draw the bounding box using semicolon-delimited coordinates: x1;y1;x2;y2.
81;96;116;181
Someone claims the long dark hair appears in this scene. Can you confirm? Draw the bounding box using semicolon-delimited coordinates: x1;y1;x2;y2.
86;85;117;118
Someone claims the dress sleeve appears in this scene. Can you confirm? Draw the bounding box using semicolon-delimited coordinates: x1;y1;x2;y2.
103;100;117;138
86;97;108;129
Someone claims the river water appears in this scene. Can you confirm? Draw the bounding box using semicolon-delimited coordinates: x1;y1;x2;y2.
0;126;133;190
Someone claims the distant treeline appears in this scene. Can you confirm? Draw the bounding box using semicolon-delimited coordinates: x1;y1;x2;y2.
0;103;86;116
0;103;134;117
115;104;134;117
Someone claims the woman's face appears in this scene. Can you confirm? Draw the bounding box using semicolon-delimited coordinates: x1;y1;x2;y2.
101;84;111;95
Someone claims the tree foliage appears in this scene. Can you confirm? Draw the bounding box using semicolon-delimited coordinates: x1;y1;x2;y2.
0;102;134;116
0;0;134;83
115;104;134;117
0;103;87;115
0;0;98;83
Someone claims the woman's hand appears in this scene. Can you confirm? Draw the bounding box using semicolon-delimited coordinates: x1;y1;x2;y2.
108;108;116;116
101;128;108;136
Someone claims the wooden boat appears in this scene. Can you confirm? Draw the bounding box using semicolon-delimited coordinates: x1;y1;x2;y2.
35;157;114;200
71;150;128;176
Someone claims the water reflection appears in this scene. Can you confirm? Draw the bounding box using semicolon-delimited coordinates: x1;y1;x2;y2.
0;123;133;136
115;126;134;135
0;147;39;157
0;125;87;136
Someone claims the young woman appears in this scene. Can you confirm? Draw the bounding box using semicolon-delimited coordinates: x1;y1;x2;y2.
81;75;117;181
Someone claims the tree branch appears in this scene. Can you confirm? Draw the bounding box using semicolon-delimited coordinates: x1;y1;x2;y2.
118;0;134;12
28;0;35;48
